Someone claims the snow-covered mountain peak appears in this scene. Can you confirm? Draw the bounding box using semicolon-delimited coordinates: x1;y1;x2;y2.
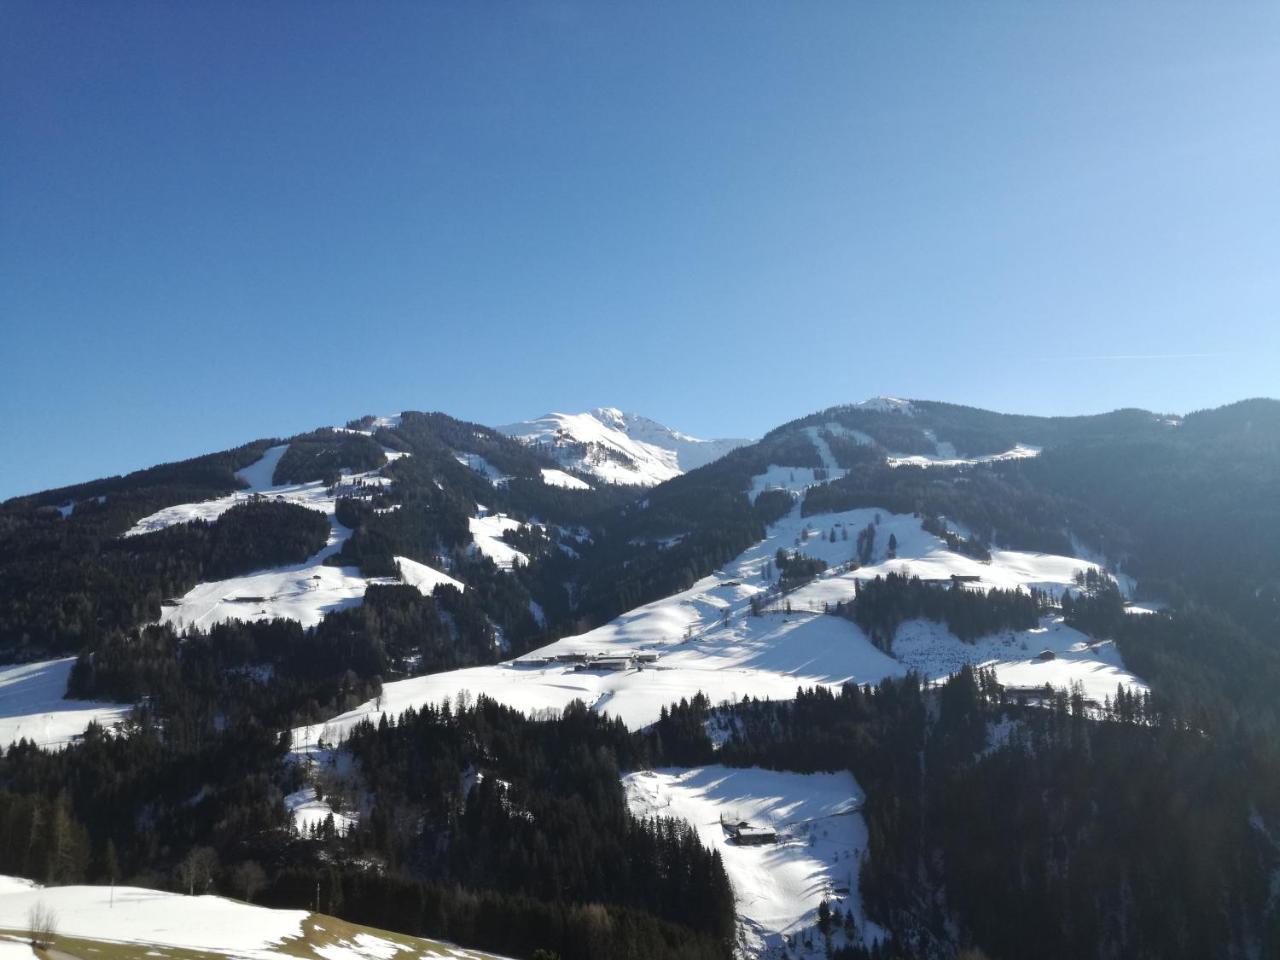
855;396;915;415
593;405;627;423
497;408;749;487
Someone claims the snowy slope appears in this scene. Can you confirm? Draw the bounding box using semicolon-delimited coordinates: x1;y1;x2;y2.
497;407;748;486
291;503;912;750
125;444;460;631
469;510;529;569
624;766;882;957
886;443;1041;469
284;786;356;836
123;444;292;535
294;494;1143;753
0;658;132;749
0;875;508;960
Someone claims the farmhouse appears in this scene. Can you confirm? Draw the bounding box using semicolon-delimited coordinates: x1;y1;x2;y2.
728;821;778;845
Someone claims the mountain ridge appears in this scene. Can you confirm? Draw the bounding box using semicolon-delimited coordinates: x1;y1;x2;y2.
496;406;750;487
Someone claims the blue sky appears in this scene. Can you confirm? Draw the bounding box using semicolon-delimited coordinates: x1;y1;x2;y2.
2;2;1278;498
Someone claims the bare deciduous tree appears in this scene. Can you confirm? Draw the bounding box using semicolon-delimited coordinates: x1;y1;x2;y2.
231;860;267;903
176;845;219;896
28;902;57;950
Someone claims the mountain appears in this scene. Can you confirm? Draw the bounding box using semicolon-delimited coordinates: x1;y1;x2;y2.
496;407;750;486
1;397;1279;960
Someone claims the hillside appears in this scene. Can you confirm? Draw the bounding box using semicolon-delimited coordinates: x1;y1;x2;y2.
0;397;1278;960
0;875;510;959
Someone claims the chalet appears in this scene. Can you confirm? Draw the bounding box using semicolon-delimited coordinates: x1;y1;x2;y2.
728;821;777;845
632;651;660;663
951;574;982;584
1036;649;1057;661
593;657;633;672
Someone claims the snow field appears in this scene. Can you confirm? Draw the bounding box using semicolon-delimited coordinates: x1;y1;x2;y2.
622;766;883;957
499;408;748;486
0;874;310;958
539;467;591;490
886;443;1042;469
890;617;1144;704
454;452;510;485
468;511;529;569
0;658;132;750
0;875;508;959
748;426;847;502
123;444;291;536
295;495;1144;753
500;409;684;486
125;443;459;631
284;786;357;836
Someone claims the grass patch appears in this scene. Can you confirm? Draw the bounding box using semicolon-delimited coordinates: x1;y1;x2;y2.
1;914;506;960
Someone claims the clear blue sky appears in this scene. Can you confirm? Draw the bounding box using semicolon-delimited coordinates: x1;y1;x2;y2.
3;2;1278;498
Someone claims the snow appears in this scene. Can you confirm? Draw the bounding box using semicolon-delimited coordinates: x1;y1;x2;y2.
1124;601;1164;615
394;556;464;594
468;511;528;569
748;465;824;503
292;506;913;748
0;874;309;958
748;427;847;502
296;499;1142;752
849;396;914;415
539;467;591;490
0;875;506;960
498;408;748;487
124;445;291;535
284;786;357;835
454;452;509;485
128;444;453;631
623;766;881;956
889;618;1145;704
236;443;290;491
337;414;403;437
0;658;132;750
162;562;370;632
886;443;1042;469
161;554;460;633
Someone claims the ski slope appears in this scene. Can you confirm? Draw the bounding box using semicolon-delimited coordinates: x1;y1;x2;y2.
125;443;459;631
0;658;132;750
0;875;509;960
468;511;529;569
623;766;882;957
123;444;291;535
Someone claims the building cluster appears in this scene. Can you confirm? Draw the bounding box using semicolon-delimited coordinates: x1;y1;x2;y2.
524;649;661;671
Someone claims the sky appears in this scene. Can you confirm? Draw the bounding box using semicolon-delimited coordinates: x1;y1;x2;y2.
2;2;1279;498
